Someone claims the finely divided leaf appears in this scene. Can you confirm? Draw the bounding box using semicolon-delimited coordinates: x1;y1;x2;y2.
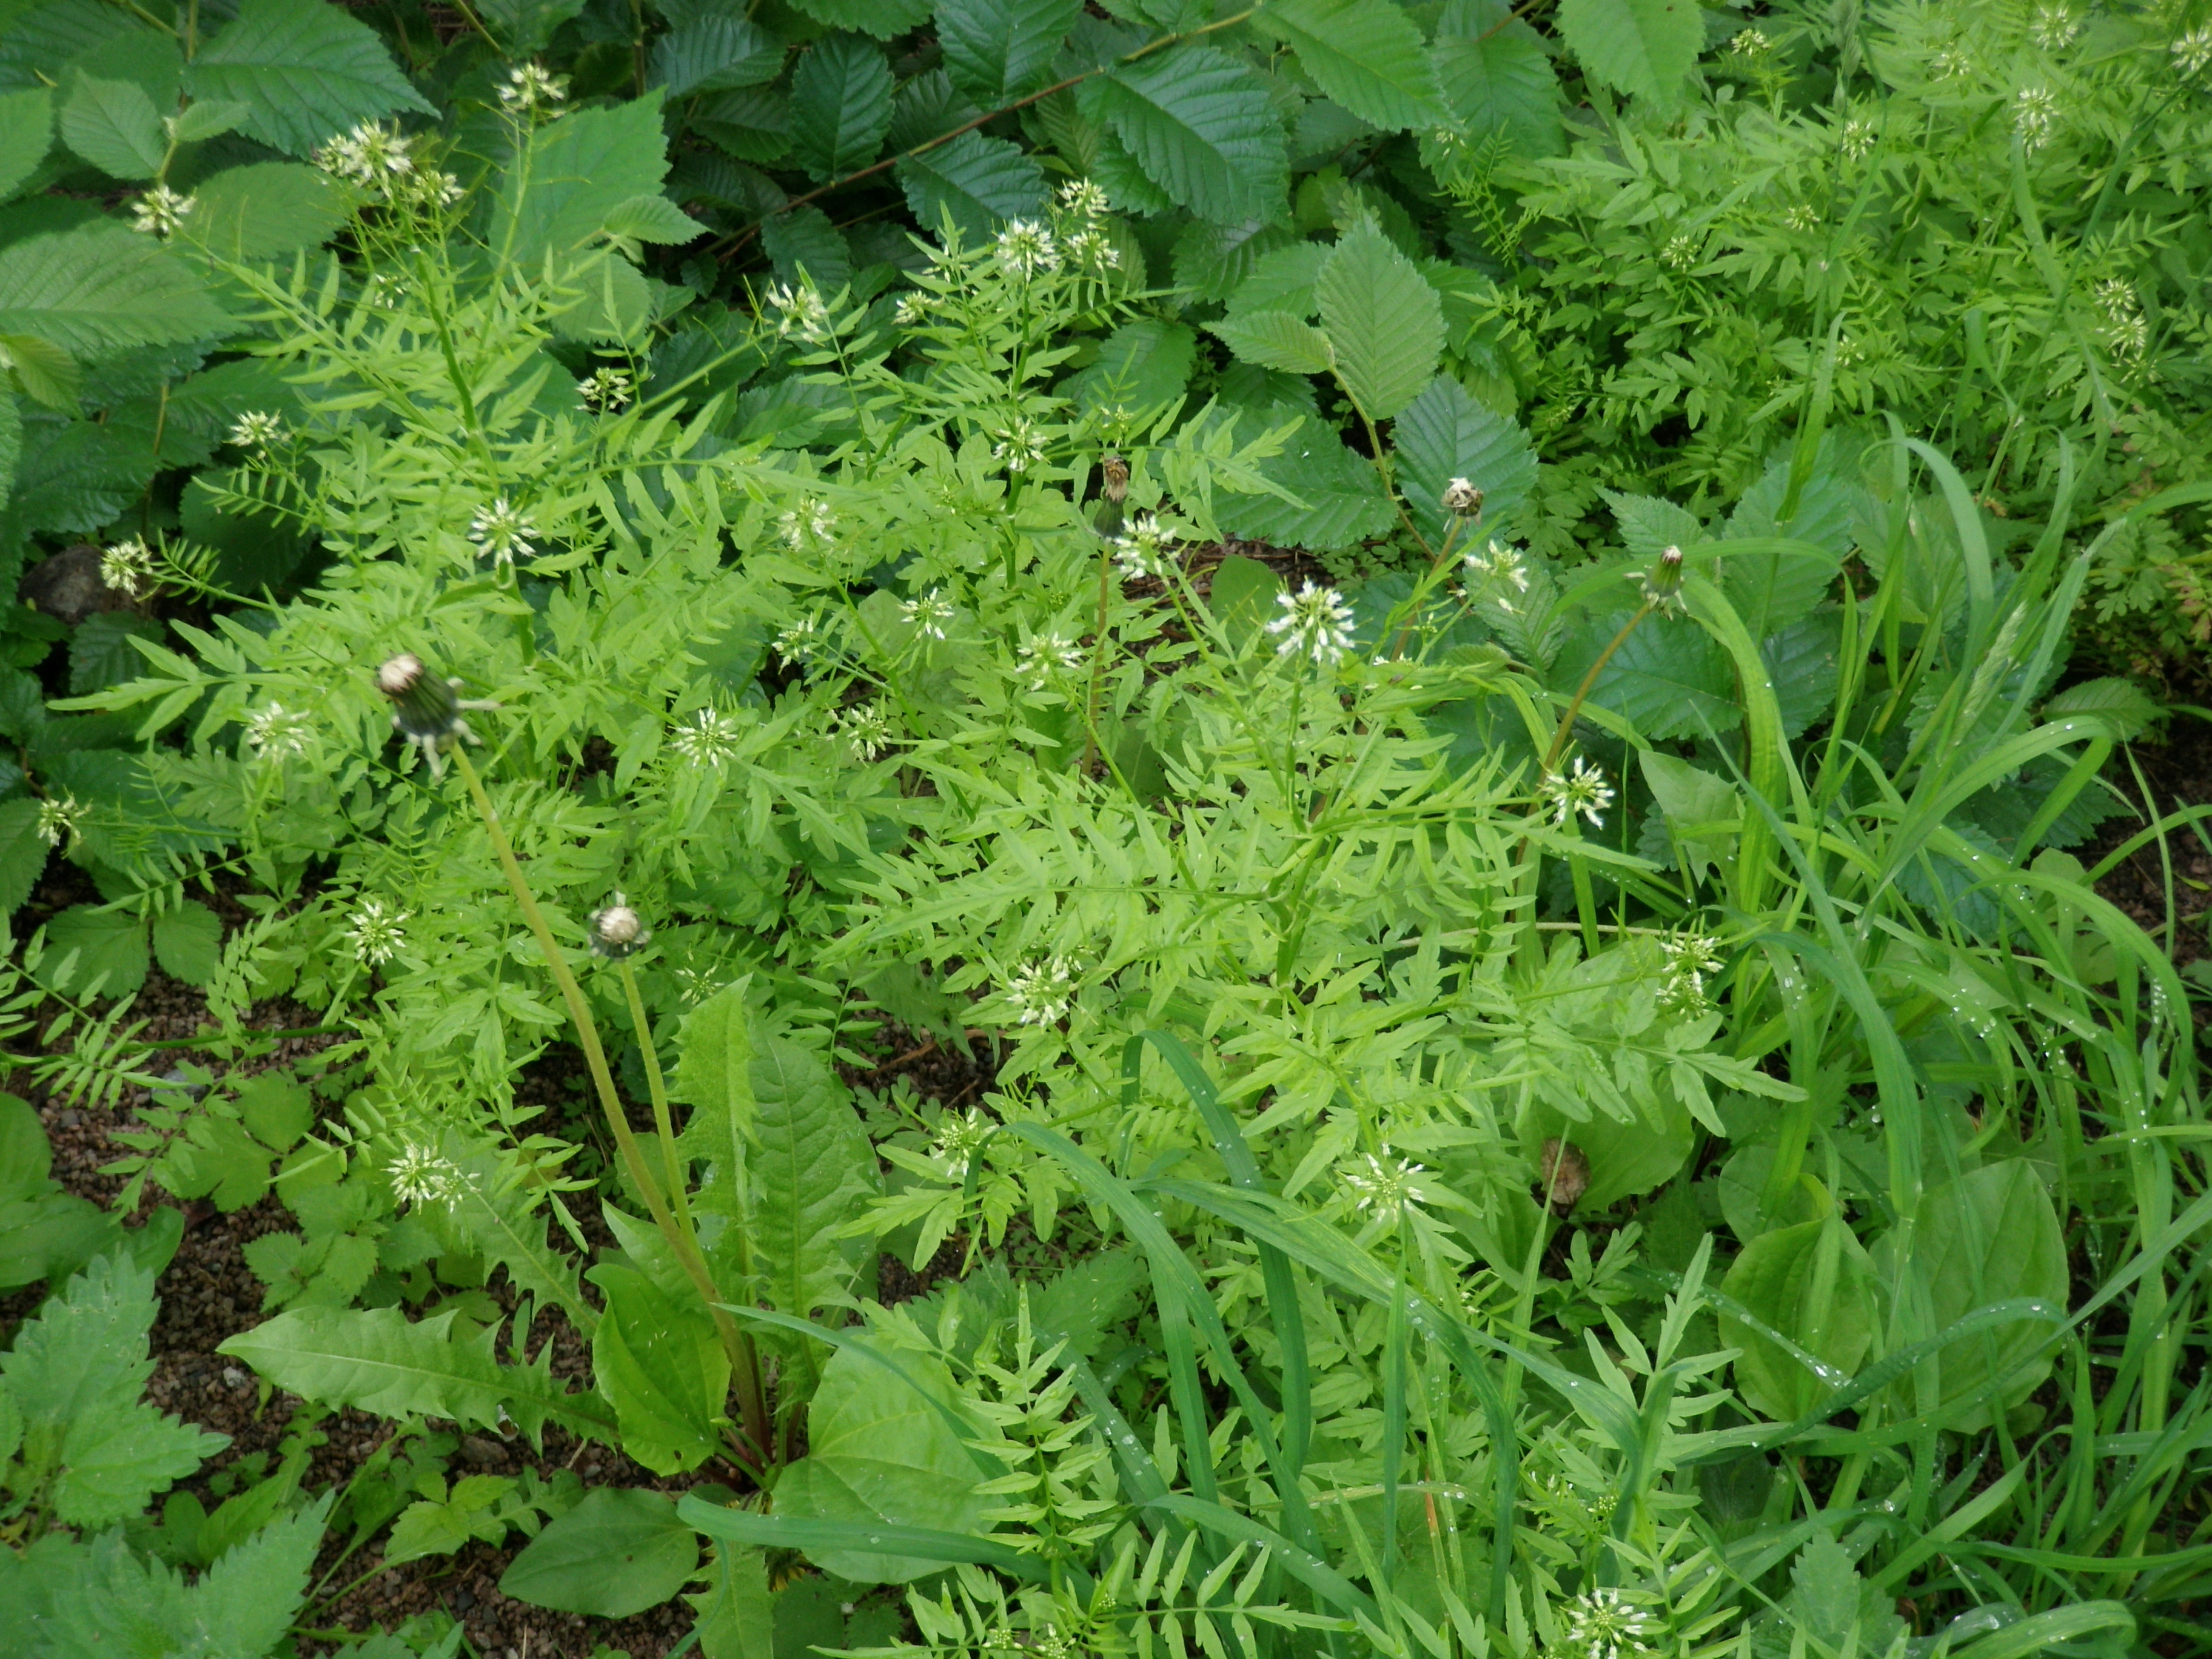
1393;374;1537;541
1316;224;1441;421
1259;0;1445;132
184;0;434;158
937;0;1081;105
894;130;1047;242
1554;0;1702;109
1092;45;1287;224
788;33;894;184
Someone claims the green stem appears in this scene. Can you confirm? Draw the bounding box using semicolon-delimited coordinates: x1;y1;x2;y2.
449;746;770;1465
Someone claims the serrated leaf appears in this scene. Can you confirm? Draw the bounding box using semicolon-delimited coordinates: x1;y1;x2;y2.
186;1497;332;1652
788;33;893;185
149;899;221;987
183;0;434;158
0;1;150;97
1171;215;1297;304
1213;406;1393;552
41;903;149;998
53;1391;220;1526
589;1262;727;1475
893;130;1045;243
59;73;163;179
937;0;1080;104
1553;609;1740;741
752;1028;874;1329
1224;242;1327;319
1762;608;1842;740
69;611;162;695
1207;310;1332;377
1433;0;1561;156
1393;373;1537;542
1316;225;1441;421
1065;318;1195;415
167;96;250;143
501;1487;698;1617
603;192;709;245
649;15;782;99
1;331;77;409
0;226;224;359
1555;0;1701;109
788;0;932;35
494;93;674;269
2043;675;2160;741
1093;45;1286;224
0;88;53;201
692;87;791;164
0;797;47;916
179;161;349;261
1259;0;1445;132
477;0;586;53
759;204;850;292
217;1305;618;1447
1638;749;1738;888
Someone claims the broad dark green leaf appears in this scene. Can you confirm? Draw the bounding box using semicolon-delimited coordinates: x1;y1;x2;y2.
1555;0;1703;109
894;130;1045;242
1259;0;1446;132
1207;310;1332;377
788;33;894;185
1553;609;1740;742
184;0;434;158
1213;407;1393;552
0;226;225;358
1719;1211;1879;1421
1393;373;1537;543
179;161;349;261
59;73;163;179
788;0;932;35
752;1028;875;1328
0;797;48;917
1091;45;1287;224
1171;216;1299;304
773;1336;992;1583
1761;608;1843;740
650;15;782;99
41;903;149;998
589;1262;728;1475
1316;224;1441;421
937;0;1081;104
0;88;49;206
760;205;851;292
149;899;220;987
501;1487;699;1617
1433;0;1561;156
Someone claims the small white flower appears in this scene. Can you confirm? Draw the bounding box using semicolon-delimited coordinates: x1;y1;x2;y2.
1057;179;1110;221
1660;232;1700;272
2173;24;2212;77
244;702;315;760
468;498;537;565
409;169;466;207
1110;512;1172;581
313;121;415;185
774;613;821;665
345;898;411;967
1342;1150;1429;1221
578;367;632;411
389;1142;461;1206
991;418;1046;475
227;410;285;449
1464;539;1530;593
1783;203;1819;232
1061;229;1122;272
1014;634;1084;691
778;497;837;547
2014;85;2060;150
36;795;82;851
1730;27;1770;55
763;280;831;342
1659;928;1726;1011
366;271;407;309
2107;312;2150;360
833;702;893;762
2094;277;2139;319
99;538;157;598
929;1108;993;1180
1558;1586;1663;1659
1265;580;1357;666
669;706;744;768
499;61;568;114
1005;956;1076;1026
1540;755;1615;830
901;588;955;641
893;292;930;326
1838;117;1876;160
129;185;194;238
2031;4;2081;52
1931;44;1972;79
993;218;1059;277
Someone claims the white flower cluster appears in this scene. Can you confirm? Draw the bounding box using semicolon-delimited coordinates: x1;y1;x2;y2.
1540;756;1615;830
1343;1149;1429;1222
2173;24;2212;77
1658;928;1726;1011
2031;4;2082;52
244;703;315;761
2014;85;2060;150
929;1108;993;1181
1266;580;1356;666
834;702;893;762
345;898;410;967
227;410;285;449
763;280;831;343
389;1142;462;1207
779;498;836;548
1463;540;1530;611
901;588;955;640
1110;513;1171;581
1005;956;1076;1026
468;498;538;565
1014;634;1084;691
993;219;1059;278
314;121;416;185
36;795;82;851
99;538;157;598
578;367;632;411
1558;1586;1662;1659
991;418;1046;475
669;706;744;768
499;62;567;115
129;185;194;238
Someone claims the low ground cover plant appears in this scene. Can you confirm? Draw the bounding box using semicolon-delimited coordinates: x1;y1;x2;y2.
0;4;2209;1658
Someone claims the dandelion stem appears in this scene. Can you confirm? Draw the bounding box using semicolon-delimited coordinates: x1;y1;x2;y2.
449;746;769;1466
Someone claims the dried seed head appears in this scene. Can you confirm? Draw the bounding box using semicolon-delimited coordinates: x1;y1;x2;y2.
1100;455;1129;503
1443;477;1484;517
378;653;463;740
1538;1138;1590;1213
589;893;649;959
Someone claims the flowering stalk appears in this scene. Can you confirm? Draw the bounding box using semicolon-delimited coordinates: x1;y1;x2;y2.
447;745;769;1466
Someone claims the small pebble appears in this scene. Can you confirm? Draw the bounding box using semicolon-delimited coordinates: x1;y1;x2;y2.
222;1366;248;1389
57;1110;79;1128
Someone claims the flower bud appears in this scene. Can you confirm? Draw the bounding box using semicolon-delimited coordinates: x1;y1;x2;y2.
378;653;461;740
589;894;650;959
1538;1138;1590;1214
1443;477;1484;518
